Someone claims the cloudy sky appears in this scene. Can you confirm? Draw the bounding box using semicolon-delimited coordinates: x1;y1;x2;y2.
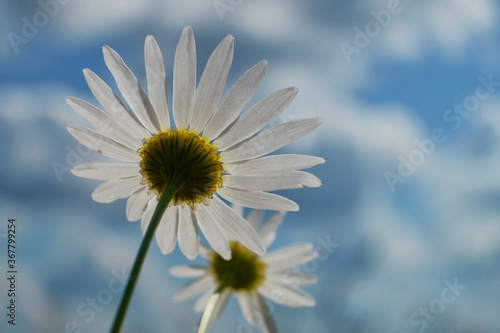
1;0;500;332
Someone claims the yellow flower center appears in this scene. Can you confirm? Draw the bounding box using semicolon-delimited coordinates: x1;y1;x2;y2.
209;242;267;292
138;129;224;208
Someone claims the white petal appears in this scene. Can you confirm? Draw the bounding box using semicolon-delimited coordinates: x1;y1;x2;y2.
125;186;152;221
67;125;139;162
253;293;278;333
259;281;315;307
231;203;243;217
204;60;267;141
196;206;231;260
246;209;263;230
155;205;178;254
173;26;196;130
141;199;157;235
198;243;211;259
172;275;213;302
145;35;170;130
71;162;139;180
267;271;317;286
208;290;231;327
263;244;317;272
223;171;321;192
66;97;142;150
217;187;299;212
221;118;323;163
103;46;161;133
83;69;150;139
259;211;286;248
169;265;208;278
194;286;216;313
177;206;199;260
91;176;142;203
189;35;234;133
215;87;297;150
225;154;325;175
237;294;255;325
209;197;265;256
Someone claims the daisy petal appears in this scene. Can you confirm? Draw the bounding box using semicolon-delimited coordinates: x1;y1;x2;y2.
223;171;321;192
172;275;213;302
156;205;179;254
259;211;286;248
246;209;263;230
169;265;207;278
237;294;255;325
215;87;297;150
198;243;211;259
66;97;142;150
208;290;231;327
196;206;231;260
173;26;196;130
91;176;142;203
83;69;151;139
267;271;317;286
204;60;267;141
259;281;316;307
221;118;323;163
263;244;317;272
217;187;299;212
67;125;139;162
253;293;278;333
125;186;152;221
209;197;265;256
103;45;161;133
141;199;157;235
177;206;199;260
259;281;315;307
190;35;234;133
231;203;243;217
145;35;170;130
225;154;325;175
71;162;140;180
194;286;216;313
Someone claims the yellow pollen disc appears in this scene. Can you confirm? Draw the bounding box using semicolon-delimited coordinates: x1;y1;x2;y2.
138;129;224;208
209;242;267;292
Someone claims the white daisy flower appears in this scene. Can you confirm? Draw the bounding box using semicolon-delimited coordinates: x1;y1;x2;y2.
67;26;324;260
170;207;317;332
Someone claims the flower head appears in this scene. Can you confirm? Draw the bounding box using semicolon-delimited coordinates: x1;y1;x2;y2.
170;207;317;331
67;26;324;260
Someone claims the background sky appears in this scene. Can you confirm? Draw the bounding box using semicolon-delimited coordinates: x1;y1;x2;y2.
1;0;500;332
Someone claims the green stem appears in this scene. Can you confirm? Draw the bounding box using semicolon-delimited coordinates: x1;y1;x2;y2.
196;271;234;333
196;292;221;333
110;173;184;333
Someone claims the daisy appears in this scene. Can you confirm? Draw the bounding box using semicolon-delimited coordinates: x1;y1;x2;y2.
67;26;323;260
170;207;317;333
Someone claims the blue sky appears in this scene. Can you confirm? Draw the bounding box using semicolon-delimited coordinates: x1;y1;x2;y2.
1;0;500;332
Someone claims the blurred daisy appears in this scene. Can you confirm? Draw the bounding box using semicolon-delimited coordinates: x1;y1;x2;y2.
67;26;324;260
170;207;317;332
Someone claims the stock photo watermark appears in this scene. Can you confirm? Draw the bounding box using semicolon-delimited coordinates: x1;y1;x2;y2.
52;143;92;182
400;278;467;333
339;0;414;63
5;218;17;326
7;0;72;54
385;74;500;192
213;0;243;21
54;266;129;333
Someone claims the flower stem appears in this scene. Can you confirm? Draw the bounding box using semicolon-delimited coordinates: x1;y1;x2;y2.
196;292;221;333
110;173;184;333
196;271;234;333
